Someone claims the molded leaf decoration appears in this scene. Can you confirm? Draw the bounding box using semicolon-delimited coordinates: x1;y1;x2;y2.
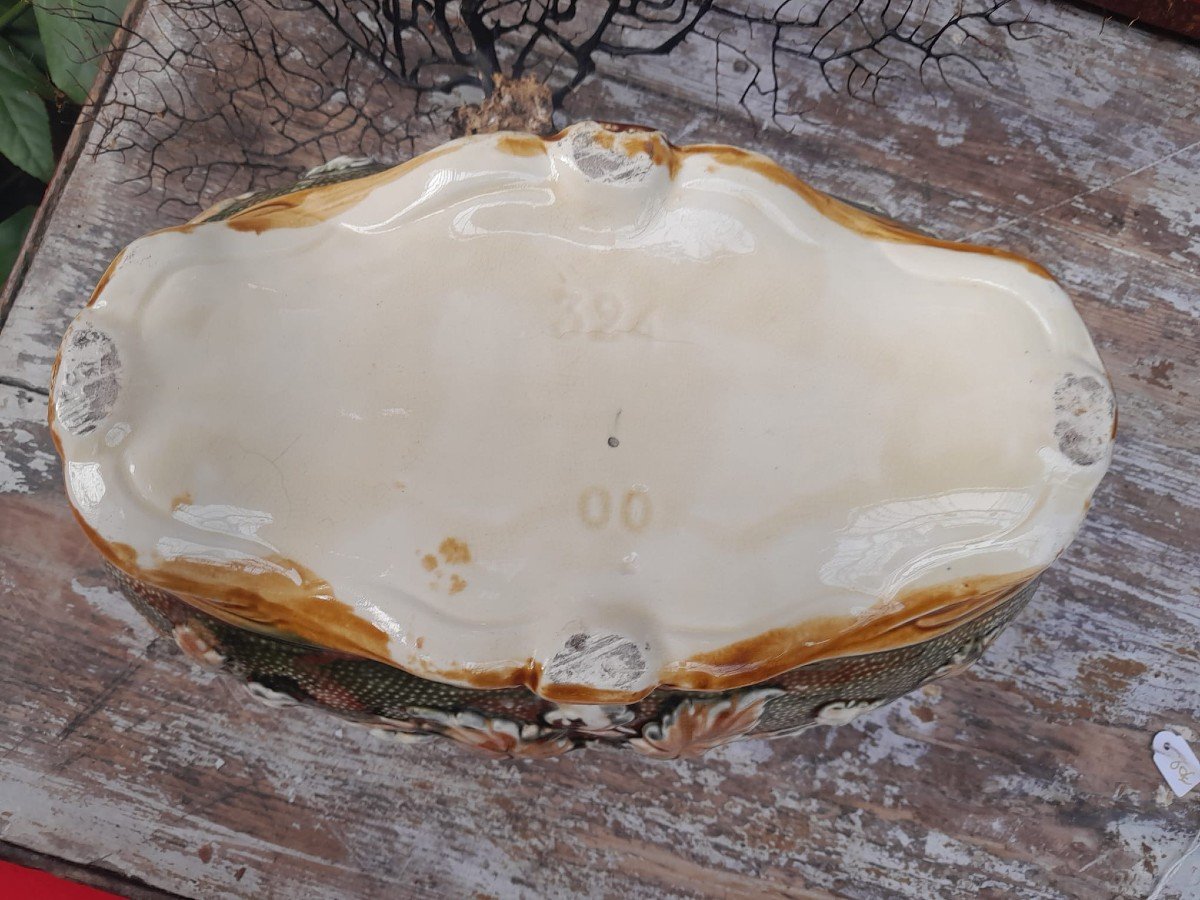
418;710;576;759
629;689;784;759
33;0;123;104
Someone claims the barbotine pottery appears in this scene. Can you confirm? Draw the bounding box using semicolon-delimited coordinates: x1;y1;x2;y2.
50;122;1115;759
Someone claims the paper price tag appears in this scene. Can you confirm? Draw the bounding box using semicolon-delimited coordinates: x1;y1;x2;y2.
1153;730;1200;798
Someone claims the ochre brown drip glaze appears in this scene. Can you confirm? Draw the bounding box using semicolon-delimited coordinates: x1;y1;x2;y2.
85;248;127;309
660;571;1038;693
419;570;1034;702
78;123;1054;283
55;123;1062;703
217;144;459;235
516;126;1051;278
676;144;1053;279
69;511;393;665
496;134;547;157
62;471;1038;701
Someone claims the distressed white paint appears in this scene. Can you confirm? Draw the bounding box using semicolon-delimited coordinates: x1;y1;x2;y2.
1;0;1198;897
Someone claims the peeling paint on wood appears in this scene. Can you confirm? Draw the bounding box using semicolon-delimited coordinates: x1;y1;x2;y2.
1;0;1199;897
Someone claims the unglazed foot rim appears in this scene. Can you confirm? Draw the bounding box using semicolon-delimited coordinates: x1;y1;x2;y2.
51;122;1114;703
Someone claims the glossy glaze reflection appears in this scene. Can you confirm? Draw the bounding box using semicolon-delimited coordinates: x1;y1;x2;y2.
50;122;1115;702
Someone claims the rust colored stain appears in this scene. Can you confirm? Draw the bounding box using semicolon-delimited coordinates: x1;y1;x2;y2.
171;491;193;510
633;133;680;178
449;574;467;595
1078;654;1149;698
438;538;471;565
420;554;438;572
1147;359;1175;389
198;844;214;863
495;135;547;157
591;128;616;150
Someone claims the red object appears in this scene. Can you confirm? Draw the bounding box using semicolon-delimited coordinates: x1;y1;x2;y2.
0;861;122;899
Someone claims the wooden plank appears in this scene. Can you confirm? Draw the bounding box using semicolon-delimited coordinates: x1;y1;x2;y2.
1072;0;1200;39
2;1;1199;897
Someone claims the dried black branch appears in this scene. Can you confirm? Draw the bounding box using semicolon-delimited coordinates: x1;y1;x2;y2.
88;0;1057;213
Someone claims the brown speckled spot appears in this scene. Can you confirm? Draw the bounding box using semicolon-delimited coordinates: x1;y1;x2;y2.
439;538;471;565
449;574;467;595
420;554;437;572
1145;359;1175;390
171;492;193;510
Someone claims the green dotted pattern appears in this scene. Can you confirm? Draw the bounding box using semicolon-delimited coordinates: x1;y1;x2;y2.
110;563;1036;746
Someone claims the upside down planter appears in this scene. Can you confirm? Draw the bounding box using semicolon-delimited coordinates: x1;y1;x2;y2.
49;122;1115;759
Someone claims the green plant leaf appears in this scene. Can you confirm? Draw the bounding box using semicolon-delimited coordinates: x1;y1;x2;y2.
0;36;54;98
0;62;53;179
33;0;124;104
0;206;36;286
6;13;49;72
0;0;29;30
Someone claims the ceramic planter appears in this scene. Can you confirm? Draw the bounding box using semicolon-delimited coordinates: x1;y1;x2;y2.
50;122;1115;758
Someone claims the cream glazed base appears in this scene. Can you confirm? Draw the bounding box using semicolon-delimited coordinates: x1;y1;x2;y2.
50;122;1115;705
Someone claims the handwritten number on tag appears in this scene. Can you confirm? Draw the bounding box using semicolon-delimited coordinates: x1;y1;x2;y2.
1153;730;1199;798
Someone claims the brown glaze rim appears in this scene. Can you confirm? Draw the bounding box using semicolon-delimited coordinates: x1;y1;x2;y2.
53;122;1071;703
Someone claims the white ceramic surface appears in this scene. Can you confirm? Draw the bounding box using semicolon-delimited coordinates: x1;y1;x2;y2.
50;122;1115;699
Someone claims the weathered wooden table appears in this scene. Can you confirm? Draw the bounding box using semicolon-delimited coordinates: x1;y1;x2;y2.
2;1;1198;897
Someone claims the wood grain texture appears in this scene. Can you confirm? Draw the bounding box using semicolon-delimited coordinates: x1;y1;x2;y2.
1072;1;1200;39
2;1;1199;897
